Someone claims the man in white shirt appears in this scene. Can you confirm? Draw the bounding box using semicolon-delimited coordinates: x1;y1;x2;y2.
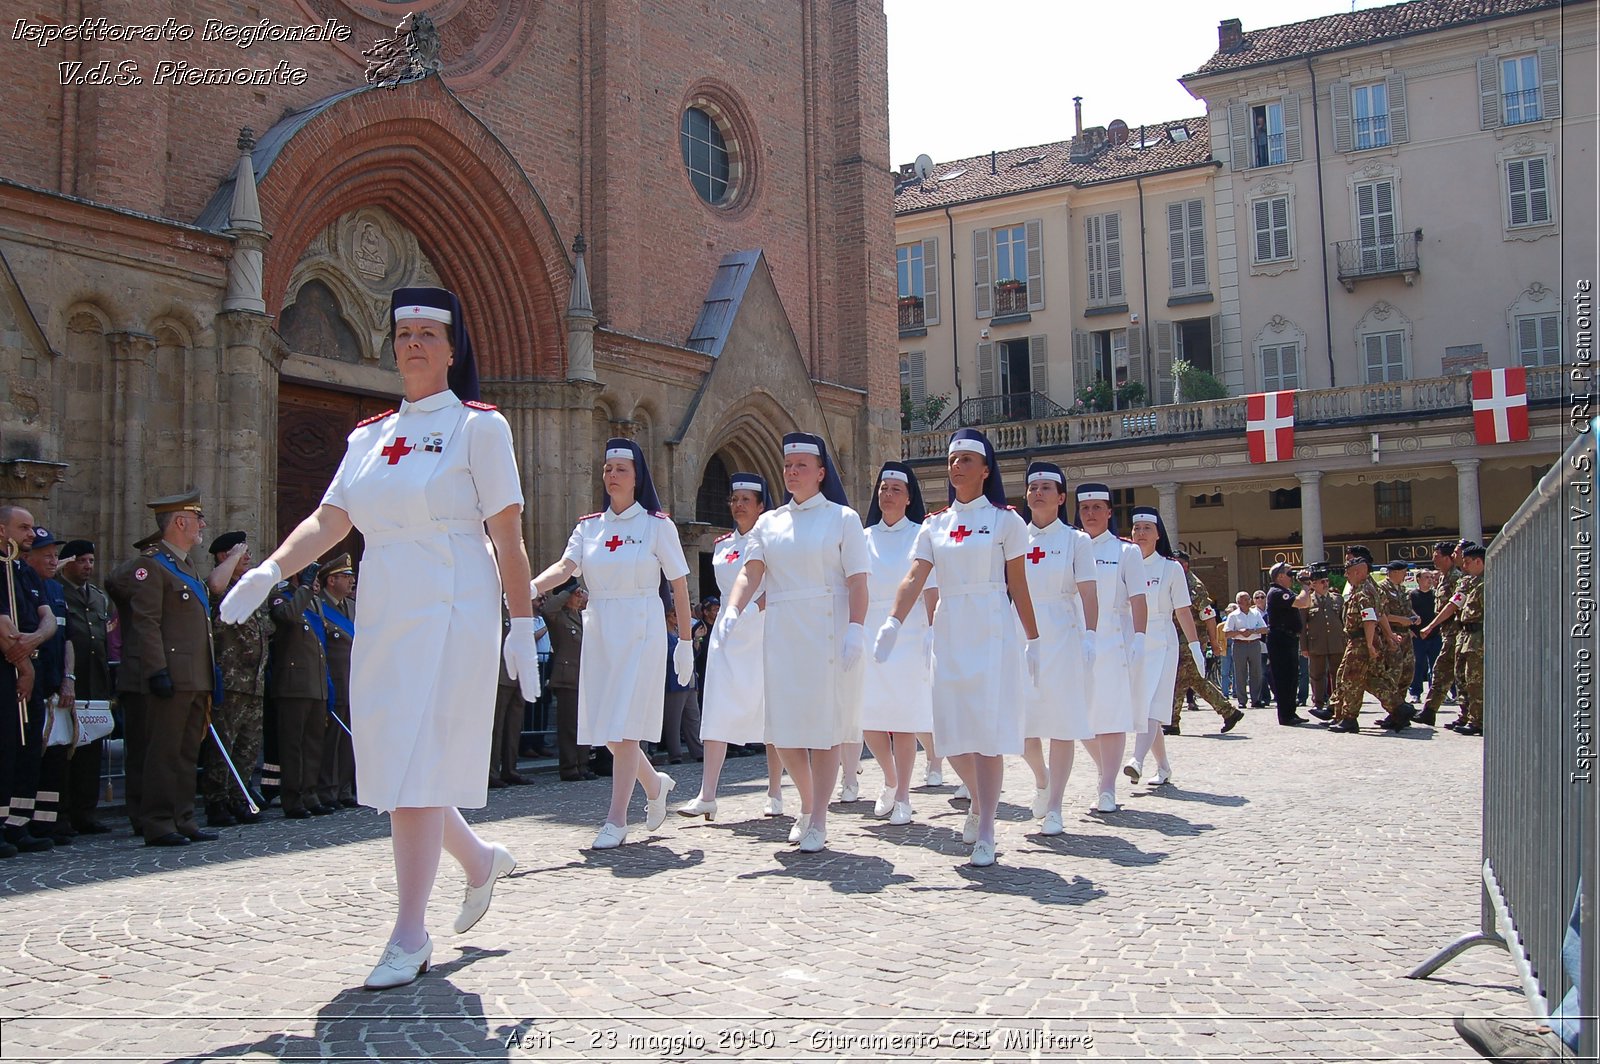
1223;591;1267;710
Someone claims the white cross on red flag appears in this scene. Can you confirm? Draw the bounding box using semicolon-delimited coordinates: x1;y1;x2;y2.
1245;390;1295;463
1471;367;1530;444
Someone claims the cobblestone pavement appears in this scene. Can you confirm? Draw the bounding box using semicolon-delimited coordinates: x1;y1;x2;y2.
0;697;1534;1062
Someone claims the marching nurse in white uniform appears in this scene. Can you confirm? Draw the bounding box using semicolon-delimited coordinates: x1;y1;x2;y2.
874;428;1040;867
532;438;695;850
1018;462;1100;836
1075;482;1149;814
1125;507;1204;788
722;432;868;854
860;461;937;826
220;287;537;990
678;472;786;821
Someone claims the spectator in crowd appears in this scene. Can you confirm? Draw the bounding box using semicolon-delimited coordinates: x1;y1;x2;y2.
1409;568;1441;703
56;540;114;834
204;532;268;826
661;598;703;765
24;527;73;843
1218;600;1238;699
1263;562;1309;726
316;554;358;807
1299;563;1346;720
489;600;529;789
267;563;332;819
1223;591;1266;711
1;506;57;855
542;580;592;780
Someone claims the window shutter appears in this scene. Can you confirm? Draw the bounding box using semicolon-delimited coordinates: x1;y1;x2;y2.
1386;332;1405;379
1281;92;1303;162
1228;100;1251;171
1125;325;1147;393
1028;334;1049;400
1085;215;1103;303
1167;202;1188;290
1356;182;1377;249
1187;199;1207;288
1527;156;1549;223
1508;160;1529;226
1386;72;1408;144
1478;57;1501;130
1516;316;1540;365
1331;79;1353;153
1285;345;1301;389
972;228;992;318
1154;320;1175;404
1271;197;1291;260
1538;44;1561;120
1104;213;1124;302
1253;199;1273;262
1364;334;1384;383
1261;345;1280;391
908;349;927;403
1072;329;1094;393
920;238;940;324
1539;314;1560;364
1023;217;1045;311
977;341;996;396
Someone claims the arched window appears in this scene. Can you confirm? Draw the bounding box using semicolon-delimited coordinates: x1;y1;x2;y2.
695;453;733;525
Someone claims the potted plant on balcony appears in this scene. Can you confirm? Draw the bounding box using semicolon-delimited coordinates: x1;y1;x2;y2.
1074;380;1113;413
994;278;1026;294
897;294;924;309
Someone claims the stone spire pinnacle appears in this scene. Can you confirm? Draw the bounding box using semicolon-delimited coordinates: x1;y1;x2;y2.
565;232;598;382
222;127;268;314
227;128;262;234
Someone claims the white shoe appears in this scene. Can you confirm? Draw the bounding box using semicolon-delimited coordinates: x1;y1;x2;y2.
1030;787;1049;819
677;796;717;821
1151;765;1173;786
453;843;515;935
364;936;432;990
872;788;894;818
889;801;913;826
645;772;675;830
1123;759;1142;784
839;779;860;803
953;784;970;800
591;822;628;849
1041;811;1064;836
1092;791;1117;813
762;794;783;818
969;840;996;867
787;813;811;844
962;810;979;845
798;826;827;853
924;768;944;787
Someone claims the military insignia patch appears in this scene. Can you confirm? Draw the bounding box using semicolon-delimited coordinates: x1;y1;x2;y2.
420;431;446;454
133;567;148;581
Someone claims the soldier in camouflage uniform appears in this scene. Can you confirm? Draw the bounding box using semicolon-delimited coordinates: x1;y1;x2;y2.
204;532;272;826
1419;543;1485;735
1169;550;1241;734
1418;540;1464;727
1374;560;1419;730
1328;547;1398;733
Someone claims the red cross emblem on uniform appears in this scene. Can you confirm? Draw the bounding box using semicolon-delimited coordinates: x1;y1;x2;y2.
1027;547;1046;564
381;437;413;465
725;550;740;562
605;536;624;552
950;525;972;543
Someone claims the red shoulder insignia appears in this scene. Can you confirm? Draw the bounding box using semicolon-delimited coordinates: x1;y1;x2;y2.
652;510;672;519
579;512;603;521
714;532;733;543
464;400;498;411
356;409;395;428
927;506;948;517
1004;504;1019;512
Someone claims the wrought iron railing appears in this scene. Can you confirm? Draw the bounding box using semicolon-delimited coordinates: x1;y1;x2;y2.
898;297;926;331
993;283;1029;316
932;390;1069;432
1335;230;1421;285
1503;87;1542;125
903;364;1564;458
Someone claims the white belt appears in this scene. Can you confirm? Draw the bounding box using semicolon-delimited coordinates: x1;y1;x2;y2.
939;581;1005;597
363;520;486;546
765;587;840;604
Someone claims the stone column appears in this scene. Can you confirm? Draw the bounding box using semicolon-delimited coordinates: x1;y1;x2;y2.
1155;482;1181;544
108;332;156;552
1453;458;1483;545
1298;469;1324;565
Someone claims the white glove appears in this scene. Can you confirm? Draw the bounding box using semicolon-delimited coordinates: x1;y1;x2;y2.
503;617;542;701
720;604;744;636
219;561;281;624
672;638;695;686
1025;638;1041;687
1082;631;1098;668
1188;640;1206;677
1127;631;1146;668
873;617;901;663
841;622;865;671
922;625;935;664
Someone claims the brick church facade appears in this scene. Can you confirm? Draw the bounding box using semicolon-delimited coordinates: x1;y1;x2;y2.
0;1;895;590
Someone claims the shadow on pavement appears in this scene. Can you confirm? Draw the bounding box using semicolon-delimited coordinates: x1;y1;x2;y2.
1024;831;1169;867
734;848;915;894
908;863;1107;906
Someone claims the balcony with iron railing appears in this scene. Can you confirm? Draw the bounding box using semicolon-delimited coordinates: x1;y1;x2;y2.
898;296;926;334
933;390;1069;431
1335;229;1421;290
993;282;1029;318
902;365;1564;460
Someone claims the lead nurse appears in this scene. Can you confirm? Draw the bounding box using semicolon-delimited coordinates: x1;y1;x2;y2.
220;287;536;990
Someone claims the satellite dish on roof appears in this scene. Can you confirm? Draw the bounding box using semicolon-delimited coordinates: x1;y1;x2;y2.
1108;119;1129;147
913;154;934;181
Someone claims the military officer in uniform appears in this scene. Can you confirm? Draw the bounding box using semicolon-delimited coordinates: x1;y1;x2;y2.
316;554;358;808
1299;564;1346;721
123;491;219;845
1168;550;1239;734
1418;540;1464;727
1375;560;1419;730
267;563;332;818
542;581;591;780
1328;547;1401;734
489;601;531;788
57;540;114;833
24;527;74;843
105;531;160;836
203;532;269;826
1419;543;1486;735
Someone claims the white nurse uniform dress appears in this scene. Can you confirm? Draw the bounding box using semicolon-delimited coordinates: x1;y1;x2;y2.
321;388;523;814
914;498;1028;757
744;492;869;749
1021;518;1097;741
560;502;691;745
1085;529;1149;736
861;518;935;733
1136;552;1191;726
699;528;765;744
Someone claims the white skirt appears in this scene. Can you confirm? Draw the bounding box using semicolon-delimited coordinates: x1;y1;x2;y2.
764;587;863;748
1023;594;1092;741
700;609;766;744
1084;622;1145;735
1137;636;1181;726
575;593;666;745
930;585;1024;757
860;602;934;732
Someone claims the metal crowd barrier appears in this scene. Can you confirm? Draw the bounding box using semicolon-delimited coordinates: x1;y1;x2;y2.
1410;430;1596;1057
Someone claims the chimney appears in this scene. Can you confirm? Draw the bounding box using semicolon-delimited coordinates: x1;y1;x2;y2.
990;149;997;175
1073;96;1084;139
1219;18;1243;53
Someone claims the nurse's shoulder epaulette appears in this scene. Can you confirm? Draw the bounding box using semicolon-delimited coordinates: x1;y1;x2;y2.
714;531;733;543
926;506;948;517
578;512;603;521
651;510;672;519
464;400;497;411
355;410;395;428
